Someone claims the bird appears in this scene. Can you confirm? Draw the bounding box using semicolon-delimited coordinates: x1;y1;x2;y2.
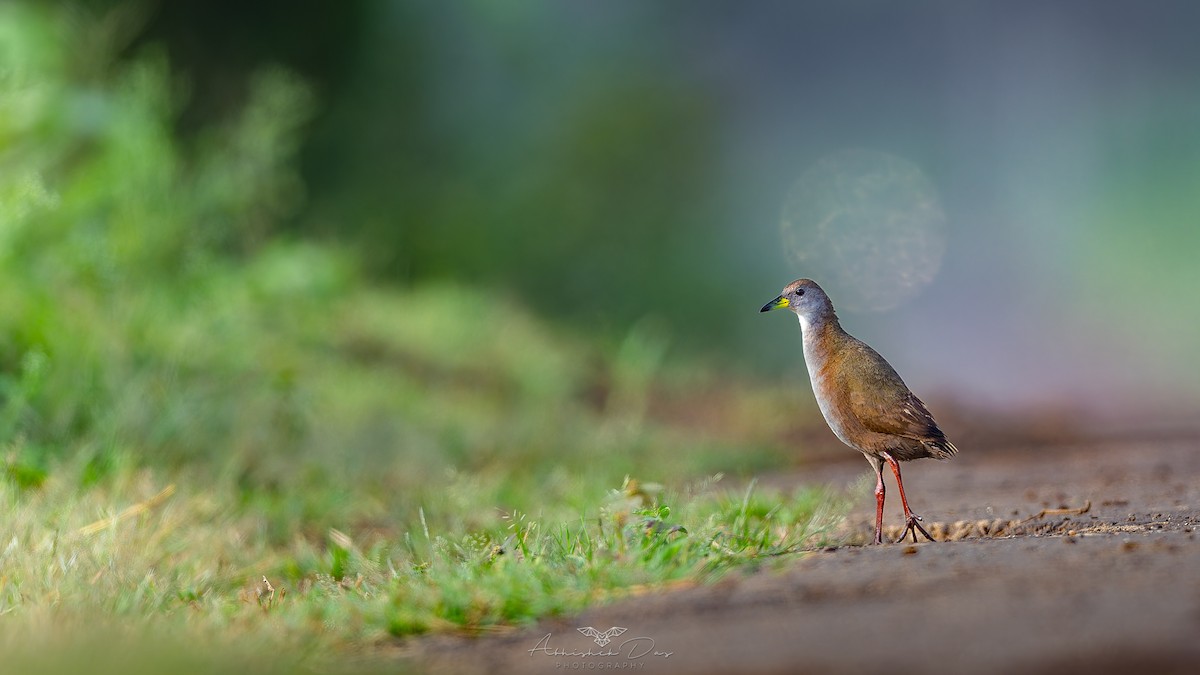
760;278;957;544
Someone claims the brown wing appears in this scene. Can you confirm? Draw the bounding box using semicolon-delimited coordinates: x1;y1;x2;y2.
841;338;946;443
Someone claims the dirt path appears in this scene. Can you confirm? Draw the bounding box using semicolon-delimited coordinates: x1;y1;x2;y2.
403;440;1200;674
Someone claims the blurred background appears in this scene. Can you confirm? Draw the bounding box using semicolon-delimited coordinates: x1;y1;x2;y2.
4;0;1200;479
139;0;1200;418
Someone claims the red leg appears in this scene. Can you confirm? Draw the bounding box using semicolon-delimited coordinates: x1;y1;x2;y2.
883;451;936;543
873;465;886;545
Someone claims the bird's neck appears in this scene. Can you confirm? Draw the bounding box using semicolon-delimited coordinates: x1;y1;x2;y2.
797;310;840;337
798;311;843;364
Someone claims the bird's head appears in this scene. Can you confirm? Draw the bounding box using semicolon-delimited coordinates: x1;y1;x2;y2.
759;278;835;326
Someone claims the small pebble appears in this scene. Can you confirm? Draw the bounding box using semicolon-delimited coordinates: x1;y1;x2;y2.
902;545;918;556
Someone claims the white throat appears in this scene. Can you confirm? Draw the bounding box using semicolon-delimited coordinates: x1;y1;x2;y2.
796;312;811;333
796;311;822;370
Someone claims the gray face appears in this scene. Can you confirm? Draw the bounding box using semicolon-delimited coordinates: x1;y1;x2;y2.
781;280;833;319
760;278;832;320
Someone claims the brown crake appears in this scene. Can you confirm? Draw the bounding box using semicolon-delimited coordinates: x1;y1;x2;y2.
761;278;957;544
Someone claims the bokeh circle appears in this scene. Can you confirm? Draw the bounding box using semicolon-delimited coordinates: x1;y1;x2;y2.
780;149;947;312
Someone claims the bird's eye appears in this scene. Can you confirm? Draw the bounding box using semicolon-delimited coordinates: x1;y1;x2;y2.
795;289;805;297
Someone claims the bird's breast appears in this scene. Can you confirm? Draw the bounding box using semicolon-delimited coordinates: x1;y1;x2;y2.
801;326;859;450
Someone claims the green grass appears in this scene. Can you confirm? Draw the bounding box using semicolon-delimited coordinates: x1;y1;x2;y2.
0;447;844;668
0;4;846;671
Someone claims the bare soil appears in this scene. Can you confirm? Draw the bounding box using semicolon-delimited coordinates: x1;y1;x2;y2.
402;439;1200;674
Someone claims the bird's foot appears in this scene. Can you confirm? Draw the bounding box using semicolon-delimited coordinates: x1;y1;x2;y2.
895;513;936;544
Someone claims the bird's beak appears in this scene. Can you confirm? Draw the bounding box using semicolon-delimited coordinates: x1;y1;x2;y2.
760;295;789;313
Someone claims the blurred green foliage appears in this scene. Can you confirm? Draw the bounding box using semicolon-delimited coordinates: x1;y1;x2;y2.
302;6;734;342
1;2;313;469
122;1;744;351
0;0;819;560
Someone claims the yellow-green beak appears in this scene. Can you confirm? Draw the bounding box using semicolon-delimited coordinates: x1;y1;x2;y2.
760;295;789;313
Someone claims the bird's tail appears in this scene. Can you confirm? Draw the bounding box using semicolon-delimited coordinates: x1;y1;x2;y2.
924;438;958;460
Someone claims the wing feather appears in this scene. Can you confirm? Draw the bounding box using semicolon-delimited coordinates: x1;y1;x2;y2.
841;339;946;443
